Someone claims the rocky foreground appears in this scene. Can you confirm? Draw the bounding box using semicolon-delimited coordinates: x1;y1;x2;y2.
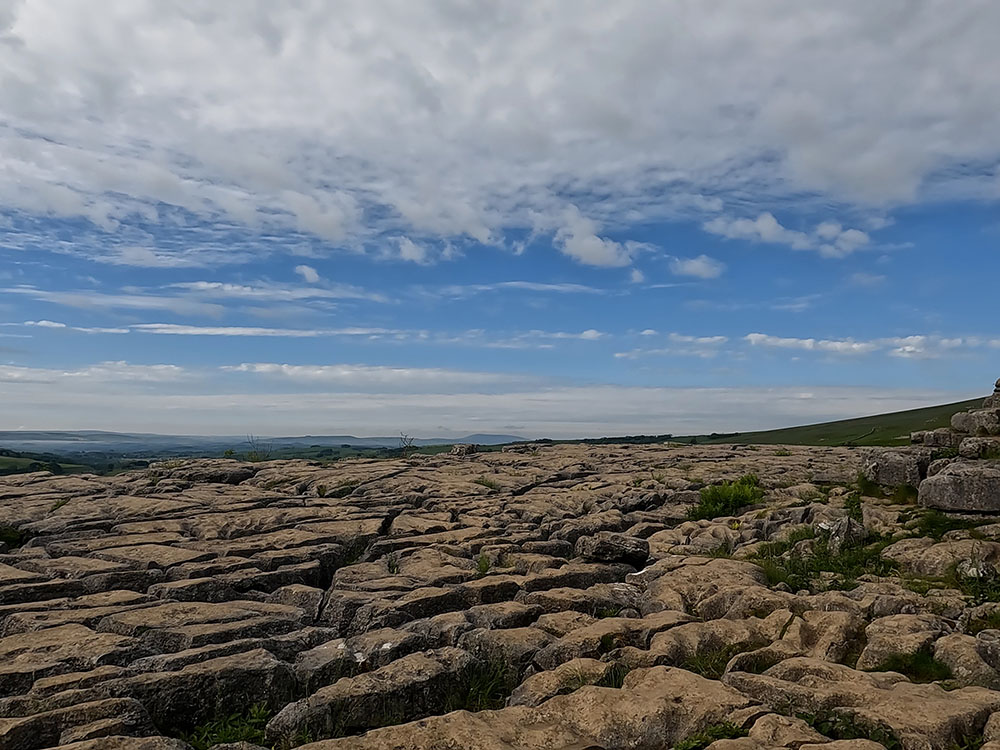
4;392;1000;749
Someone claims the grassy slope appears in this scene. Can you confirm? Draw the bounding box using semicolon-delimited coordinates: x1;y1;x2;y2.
676;397;983;447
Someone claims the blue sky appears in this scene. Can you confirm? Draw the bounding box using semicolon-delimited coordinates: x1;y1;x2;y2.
1;2;998;437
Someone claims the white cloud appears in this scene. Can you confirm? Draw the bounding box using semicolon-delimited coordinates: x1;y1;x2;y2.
669;254;726;279
3;286;224;316
130;324;400;338
0;2;997;265
169;280;386;303
294;265;320;283
397;237;428;264
224;362;532;389
745;332;880;355
630;269;645;283
0;361;188;385
438;281;605;297
704;213;871;258
553;207;632;268
24;320;66;328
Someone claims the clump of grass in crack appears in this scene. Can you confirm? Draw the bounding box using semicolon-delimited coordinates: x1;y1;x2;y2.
913;509;982;540
673;722;748;750
681;642;761;680
687;474;765;521
385;553;401;575
855;472;885;498
595;606;622;619
967;609;1000;635
798;712;902;750
0;525;25;549
867;646;953;683
844;492;864;522
445;660;516;712
475;552;491;577
594;662;630;688
750;532;897;592
890;484;919;505
178;704;272;749
473;476;501;490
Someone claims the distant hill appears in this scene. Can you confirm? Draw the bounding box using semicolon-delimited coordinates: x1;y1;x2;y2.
671;397;983;447
0;431;525;457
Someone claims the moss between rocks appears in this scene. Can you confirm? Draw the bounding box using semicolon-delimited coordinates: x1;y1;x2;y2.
867;645;953;683
673;722;748;749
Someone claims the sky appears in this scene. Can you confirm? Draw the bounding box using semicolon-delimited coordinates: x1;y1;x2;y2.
1;0;999;438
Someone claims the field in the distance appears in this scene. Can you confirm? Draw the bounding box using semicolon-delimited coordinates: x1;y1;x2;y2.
669;397;982;447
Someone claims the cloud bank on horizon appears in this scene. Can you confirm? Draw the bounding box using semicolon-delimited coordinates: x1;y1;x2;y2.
1;1;998;436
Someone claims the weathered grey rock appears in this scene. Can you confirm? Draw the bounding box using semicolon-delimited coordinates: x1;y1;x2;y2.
574;532;649;567
827;516;867;555
919;461;1000;512
861;447;932;489
953;409;1000;436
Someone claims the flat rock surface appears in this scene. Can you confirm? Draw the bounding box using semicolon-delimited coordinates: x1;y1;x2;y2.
3;441;1000;749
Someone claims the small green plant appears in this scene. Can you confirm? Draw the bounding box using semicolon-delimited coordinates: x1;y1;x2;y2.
798;712;902;750
473;476;501;490
681;642;759;680
913;509;982;540
594;662;630;688
867;646;953;683
890;484;919;505
49;498;70;513
687;474;765;520
855;472;885;498
0;525;24;549
223;448;235;458
475;553;491;577
179;704;272;749
750;532;897;592
967;609;1000;635
315;484;328;498
775;448;792;457
445;660;516;712
598;632;620;654
673;722;748;750
844;492;864;522
386;553;401;574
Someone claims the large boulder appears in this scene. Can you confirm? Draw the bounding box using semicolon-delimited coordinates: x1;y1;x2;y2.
861;448;932;489
918;461;1000;512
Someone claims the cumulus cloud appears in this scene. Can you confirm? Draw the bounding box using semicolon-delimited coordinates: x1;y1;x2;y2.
553;208;632;268
294;265;320;283
669;254;726;279
704;213;871;258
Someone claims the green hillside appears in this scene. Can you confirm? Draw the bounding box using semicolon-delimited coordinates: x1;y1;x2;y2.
675;397;983;447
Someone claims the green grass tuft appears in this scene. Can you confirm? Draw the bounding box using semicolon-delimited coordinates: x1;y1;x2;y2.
682;642;760;680
179;704;272;749
798;712;902;750
673;722;748;750
473;476;501;490
687;474;765;520
0;525;25;549
867;646;953;683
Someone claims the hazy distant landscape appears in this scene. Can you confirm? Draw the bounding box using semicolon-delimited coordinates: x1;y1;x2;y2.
0;397;982;477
